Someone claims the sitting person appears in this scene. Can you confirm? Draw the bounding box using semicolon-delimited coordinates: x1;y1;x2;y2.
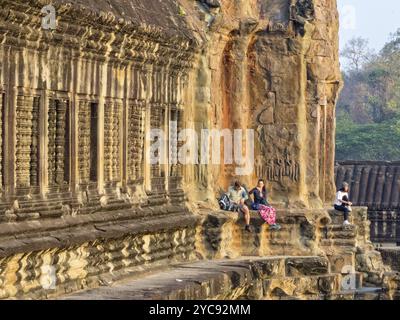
249;179;269;210
249;179;281;231
334;182;353;226
225;181;252;233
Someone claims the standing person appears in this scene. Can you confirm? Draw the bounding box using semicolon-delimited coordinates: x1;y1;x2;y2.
334;182;353;226
249;179;281;231
226;181;252;233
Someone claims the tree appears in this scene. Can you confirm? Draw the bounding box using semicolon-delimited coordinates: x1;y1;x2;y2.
341;37;374;72
336;31;400;160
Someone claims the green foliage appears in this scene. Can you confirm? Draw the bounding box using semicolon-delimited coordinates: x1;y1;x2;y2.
336;116;400;161
337;30;400;160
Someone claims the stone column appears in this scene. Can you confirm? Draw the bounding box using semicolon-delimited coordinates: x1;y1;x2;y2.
163;70;170;193
4;54;16;197
144;66;152;193
0;92;3;192
70;55;79;193
122;65;129;190
39;89;49;197
97;70;105;194
15;94;34;189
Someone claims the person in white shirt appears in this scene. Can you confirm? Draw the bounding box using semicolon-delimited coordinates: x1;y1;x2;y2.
226;181;252;233
334;182;353;226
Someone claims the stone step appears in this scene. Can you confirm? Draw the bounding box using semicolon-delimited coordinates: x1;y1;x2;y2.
58;256;349;300
321;239;356;247
15;204;63;213
326;230;356;240
324;224;356;232
327;209;354;225
328;287;384;300
76;206;102;215
0;198;68;210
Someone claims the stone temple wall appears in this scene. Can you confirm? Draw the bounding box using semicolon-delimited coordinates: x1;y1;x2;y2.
3;0;389;300
183;0;341;209
0;0;341;219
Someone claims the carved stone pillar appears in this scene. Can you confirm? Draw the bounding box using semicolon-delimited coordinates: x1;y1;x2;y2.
30;97;40;187
150;103;165;192
168;108;184;191
143;67;152;193
78;101;91;184
48;99;69;187
15;95;34;189
104;101;121;183
0;93;3;190
56;100;68;185
127;101;145;184
104;101;112;183
48;99;57;185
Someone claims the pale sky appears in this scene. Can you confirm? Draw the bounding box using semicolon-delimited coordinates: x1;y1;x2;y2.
338;0;400;53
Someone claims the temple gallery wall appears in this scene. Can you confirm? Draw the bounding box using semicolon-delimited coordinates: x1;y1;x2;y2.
0;0;399;300
0;0;341;209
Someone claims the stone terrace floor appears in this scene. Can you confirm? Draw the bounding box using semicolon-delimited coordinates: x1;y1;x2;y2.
57;256;384;300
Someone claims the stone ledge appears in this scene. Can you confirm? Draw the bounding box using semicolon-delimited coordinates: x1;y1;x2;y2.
59;256;340;300
0;207;198;258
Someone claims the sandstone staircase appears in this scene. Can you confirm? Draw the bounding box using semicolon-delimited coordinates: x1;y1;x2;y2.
59;255;386;300
2;204;398;300
55;208;393;300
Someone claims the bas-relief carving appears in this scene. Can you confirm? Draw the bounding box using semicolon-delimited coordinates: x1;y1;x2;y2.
257;92;276;125
256;148;300;183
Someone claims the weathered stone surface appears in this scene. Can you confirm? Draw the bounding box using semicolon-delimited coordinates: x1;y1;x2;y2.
0;0;395;300
379;248;400;272
60;256;341;300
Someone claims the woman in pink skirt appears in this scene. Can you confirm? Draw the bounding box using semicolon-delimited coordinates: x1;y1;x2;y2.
249;179;281;231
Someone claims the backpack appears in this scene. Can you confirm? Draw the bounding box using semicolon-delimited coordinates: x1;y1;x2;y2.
218;194;232;211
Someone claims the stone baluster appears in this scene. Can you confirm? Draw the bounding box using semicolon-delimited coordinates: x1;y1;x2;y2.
48;99;57;186
374;166;386;209
335;165;345;189
128;102;145;183
104;101;112;182
390;166;400;209
0;93;3;188
16;95;34;188
176;109;184;179
351;165;362;205
358;166;371;206
169;109;178;178
150;104;162;179
366;165;378;208
78;101;91;184
112;103;121;181
30;97;40;187
55;100;67;185
382;165;395;209
127;104;136;182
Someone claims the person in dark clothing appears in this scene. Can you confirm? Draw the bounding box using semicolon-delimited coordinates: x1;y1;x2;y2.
249;179;281;231
249;179;268;210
